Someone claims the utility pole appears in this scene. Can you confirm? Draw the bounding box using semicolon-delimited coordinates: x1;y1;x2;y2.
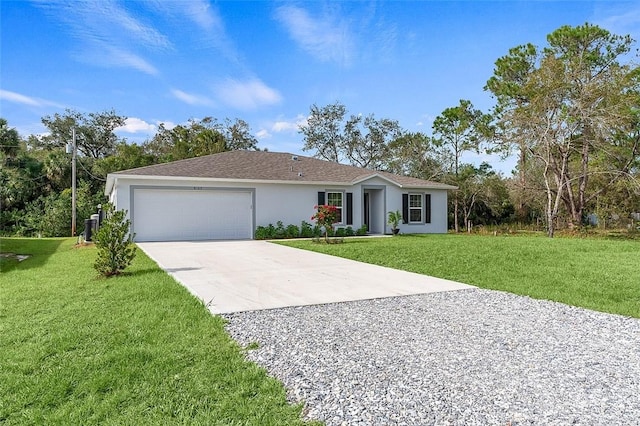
71;128;77;236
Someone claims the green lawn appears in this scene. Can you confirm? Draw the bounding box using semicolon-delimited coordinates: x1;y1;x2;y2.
0;238;315;425
280;234;640;318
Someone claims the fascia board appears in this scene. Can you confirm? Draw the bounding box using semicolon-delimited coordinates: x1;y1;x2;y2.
106;174;358;188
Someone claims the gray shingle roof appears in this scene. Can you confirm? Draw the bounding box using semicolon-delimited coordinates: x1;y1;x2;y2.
109;151;455;189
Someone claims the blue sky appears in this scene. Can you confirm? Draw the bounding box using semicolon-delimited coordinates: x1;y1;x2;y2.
2;1;639;174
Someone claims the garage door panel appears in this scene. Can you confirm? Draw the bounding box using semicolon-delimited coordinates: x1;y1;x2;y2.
133;189;252;242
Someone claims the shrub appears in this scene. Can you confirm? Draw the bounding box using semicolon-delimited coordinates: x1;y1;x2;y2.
300;221;314;238
356;225;368;236
265;223;276;238
254;225;269;240
255;219;364;240
275;221;287;238
255;224;277;239
285;224;300;238
94;203;136;277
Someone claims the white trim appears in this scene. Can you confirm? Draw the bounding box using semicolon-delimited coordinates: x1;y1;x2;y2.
351;173;401;187
409;193;423;224
326;190;345;225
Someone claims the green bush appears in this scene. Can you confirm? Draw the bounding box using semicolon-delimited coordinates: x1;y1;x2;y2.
356;225;368;236
254;225;269;240
255;221;363;240
300;221;314;238
275;221;287;238
286;224;300;238
94;203;136;277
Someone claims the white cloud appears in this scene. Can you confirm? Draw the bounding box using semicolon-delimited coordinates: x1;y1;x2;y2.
215;78;282;110
0;89;64;108
170;89;214;106
274;5;354;66
145;0;241;64
156;120;177;130
272;121;298;132
102;46;159;75
256;129;272;139
0;89;41;106
34;0;167;75
184;0;222;32
116;117;156;133
271;114;307;132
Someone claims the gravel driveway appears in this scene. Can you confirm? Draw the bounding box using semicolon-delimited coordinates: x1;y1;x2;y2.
224;289;640;425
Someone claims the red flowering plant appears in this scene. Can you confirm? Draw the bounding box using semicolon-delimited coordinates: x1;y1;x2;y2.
311;204;339;242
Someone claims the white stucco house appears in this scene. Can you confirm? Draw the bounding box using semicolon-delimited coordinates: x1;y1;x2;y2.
104;151;456;242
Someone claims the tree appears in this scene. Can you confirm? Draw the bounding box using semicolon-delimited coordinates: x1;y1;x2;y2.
93;142;156;176
0;118;21;157
223;118;260;151
94;203;136;277
385;132;445;180
432;99;489;232
300;102;346;163
485;44;537;221
311;204;339;242
486;24;640;237
457;163;513;229
299;102;403;170
37;109;126;158
145;117;258;163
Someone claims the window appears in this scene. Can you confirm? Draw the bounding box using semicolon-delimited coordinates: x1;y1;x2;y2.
327;192;343;223
409;193;422;223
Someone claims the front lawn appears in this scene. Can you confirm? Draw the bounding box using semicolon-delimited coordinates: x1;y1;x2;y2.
279;234;640;318
0;238;314;425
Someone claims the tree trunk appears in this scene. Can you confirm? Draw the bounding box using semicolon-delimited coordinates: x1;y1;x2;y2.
517;142;528;220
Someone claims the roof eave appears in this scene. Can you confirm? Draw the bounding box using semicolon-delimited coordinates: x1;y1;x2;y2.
105;173;360;187
105;173;458;192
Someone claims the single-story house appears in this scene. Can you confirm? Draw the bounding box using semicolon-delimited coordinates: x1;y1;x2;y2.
104;151;457;242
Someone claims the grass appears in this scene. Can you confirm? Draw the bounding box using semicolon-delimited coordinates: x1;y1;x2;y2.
0;238;316;425
279;234;640;318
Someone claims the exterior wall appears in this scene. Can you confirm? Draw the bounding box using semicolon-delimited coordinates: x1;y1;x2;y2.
110;178;362;233
385;183;449;234
109;176;450;237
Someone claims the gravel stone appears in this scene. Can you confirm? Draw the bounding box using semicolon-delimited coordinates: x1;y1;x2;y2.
224;289;640;425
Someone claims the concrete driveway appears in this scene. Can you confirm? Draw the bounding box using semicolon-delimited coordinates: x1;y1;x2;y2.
137;240;473;314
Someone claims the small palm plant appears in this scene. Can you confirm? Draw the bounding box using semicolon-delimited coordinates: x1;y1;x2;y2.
387;210;402;235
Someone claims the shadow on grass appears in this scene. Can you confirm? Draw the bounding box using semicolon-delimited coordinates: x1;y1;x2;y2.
118;268;165;278
0;238;66;273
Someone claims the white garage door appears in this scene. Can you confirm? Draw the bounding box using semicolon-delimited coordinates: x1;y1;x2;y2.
132;188;253;242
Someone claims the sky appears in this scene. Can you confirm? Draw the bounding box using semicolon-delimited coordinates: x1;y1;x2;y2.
2;0;639;175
